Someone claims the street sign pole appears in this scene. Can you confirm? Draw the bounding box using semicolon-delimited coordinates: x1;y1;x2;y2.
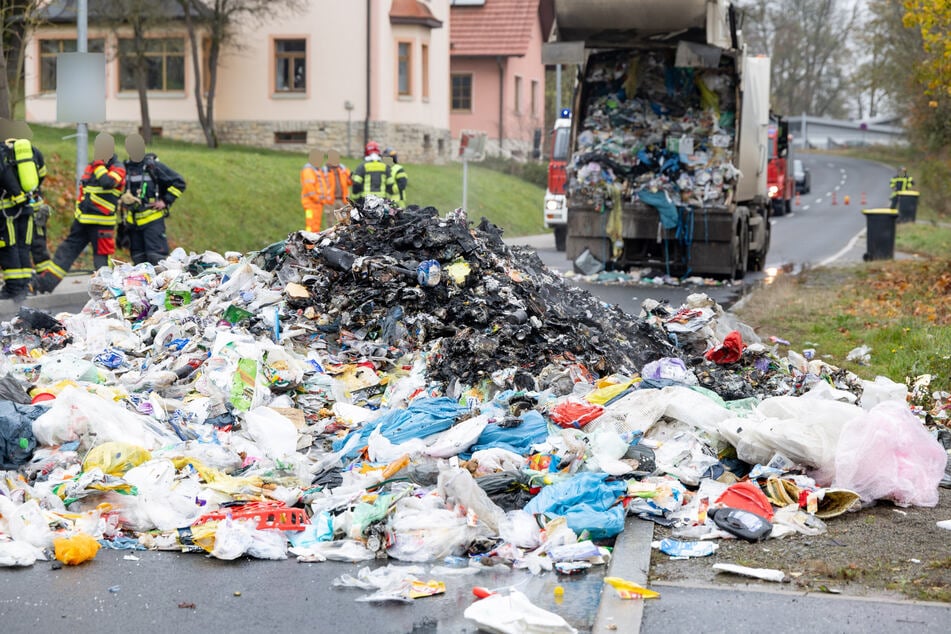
457;130;486;211
76;0;88;190
462;157;469;210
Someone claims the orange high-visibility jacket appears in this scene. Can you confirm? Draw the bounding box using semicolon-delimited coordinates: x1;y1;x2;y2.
300;163;331;210
324;164;352;202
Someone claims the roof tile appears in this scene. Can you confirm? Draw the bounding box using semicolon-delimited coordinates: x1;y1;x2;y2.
451;0;538;57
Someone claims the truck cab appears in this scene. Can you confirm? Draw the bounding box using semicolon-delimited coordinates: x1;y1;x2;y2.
544;109;572;251
767;115;794;216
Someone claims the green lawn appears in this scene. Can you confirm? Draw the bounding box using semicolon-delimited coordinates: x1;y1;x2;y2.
29;124;548;257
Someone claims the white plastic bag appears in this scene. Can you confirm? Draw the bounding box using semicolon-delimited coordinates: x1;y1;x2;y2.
247;528;288;560
437;464;506;533
244;406;298;460
859;376;908;410
424;413;490;458
0;540;45;567
211;519;253;560
498;510;541;549
463;589;577;634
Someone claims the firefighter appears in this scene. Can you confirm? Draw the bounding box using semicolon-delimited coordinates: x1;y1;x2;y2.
382;147;408;207
350;141;393;205
0;118;43;301
35;132;126;294
301;148;330;232
322;148;351;221
7;120;54;286
119;133;186;265
889;166;914;208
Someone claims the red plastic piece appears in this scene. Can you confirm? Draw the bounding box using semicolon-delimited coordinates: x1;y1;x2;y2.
193;502;310;532
715;481;774;521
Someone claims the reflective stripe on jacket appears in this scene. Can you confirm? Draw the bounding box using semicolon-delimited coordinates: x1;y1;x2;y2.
351;159;392;201
76;159;126;225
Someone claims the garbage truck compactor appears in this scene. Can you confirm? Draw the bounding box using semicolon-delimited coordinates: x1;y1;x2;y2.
553;0;772;277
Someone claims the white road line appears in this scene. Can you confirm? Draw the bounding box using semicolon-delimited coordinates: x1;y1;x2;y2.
820;230;865;266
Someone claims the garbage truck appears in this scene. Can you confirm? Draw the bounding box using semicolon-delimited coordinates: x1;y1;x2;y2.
551;0;772;278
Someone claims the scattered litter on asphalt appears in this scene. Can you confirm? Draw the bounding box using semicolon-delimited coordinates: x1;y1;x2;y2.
0;200;948;624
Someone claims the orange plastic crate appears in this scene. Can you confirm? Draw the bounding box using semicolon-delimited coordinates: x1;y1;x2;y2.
194;502;310;532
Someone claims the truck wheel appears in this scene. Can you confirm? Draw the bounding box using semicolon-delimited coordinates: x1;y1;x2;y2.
554;226;567;252
733;218;749;279
785;199;792;216
771;199;784;217
748;217;770;272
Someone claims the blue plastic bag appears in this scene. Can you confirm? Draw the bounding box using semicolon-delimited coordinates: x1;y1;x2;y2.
464;409;549;458
524;472;627;539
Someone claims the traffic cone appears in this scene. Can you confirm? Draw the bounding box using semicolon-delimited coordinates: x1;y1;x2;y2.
844;194;850;205
861;192;867;205
831;192;837;205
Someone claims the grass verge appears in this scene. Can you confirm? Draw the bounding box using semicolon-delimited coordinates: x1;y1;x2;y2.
29;124;547;265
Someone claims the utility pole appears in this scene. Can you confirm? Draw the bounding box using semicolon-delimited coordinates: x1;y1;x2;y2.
76;0;88;189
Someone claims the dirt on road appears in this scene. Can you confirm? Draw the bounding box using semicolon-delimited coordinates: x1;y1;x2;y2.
649;488;951;602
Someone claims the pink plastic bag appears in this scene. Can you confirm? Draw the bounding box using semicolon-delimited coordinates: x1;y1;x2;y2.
833;401;947;507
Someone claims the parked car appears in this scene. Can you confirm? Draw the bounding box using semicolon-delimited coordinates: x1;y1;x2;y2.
793;159;811;194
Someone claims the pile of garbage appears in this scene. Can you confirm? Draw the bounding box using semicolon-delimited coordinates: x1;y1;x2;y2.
1;201;949;613
567;50;740;211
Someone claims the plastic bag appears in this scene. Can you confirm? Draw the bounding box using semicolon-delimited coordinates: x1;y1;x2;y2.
0;497;54;549
82;442;151;476
498;510;541;549
860;376;908;410
210;519;253;560
438;464;507;533
32;386;178;450
247;528;288;560
464;589;577;634
386;496;476;562
53;533;101;565
524;472;626;539
244;406;298;460
833;401;948;507
549;398;604;429
0;540;45;567
423;412;490;458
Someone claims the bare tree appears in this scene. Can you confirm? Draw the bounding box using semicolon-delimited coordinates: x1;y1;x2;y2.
739;0;859;118
99;0;177;144
178;0;304;148
0;0;45;118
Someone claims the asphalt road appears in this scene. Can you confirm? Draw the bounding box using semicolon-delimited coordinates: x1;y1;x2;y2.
0;154;922;634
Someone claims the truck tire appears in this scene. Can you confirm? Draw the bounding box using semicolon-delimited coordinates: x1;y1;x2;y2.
733;216;749;280
771;198;785;217
748;213;770;272
554;225;567;252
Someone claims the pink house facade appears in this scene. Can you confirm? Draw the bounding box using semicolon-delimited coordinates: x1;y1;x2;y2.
449;0;553;158
23;0;452;161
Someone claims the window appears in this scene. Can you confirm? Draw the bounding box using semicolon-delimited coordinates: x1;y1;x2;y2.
531;80;538;116
274;39;306;93
397;41;412;96
275;131;307;144
119;38;185;92
514;75;522;114
39;38;105;92
451;73;472;112
421;44;429;99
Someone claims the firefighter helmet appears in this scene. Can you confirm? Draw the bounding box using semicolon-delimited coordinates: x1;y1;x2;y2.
364;141;381;157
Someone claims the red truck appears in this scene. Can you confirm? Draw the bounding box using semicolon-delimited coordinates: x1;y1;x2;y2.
767;115;794;217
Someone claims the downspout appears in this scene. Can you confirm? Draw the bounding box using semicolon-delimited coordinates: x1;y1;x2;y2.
364;0;371;147
497;56;505;156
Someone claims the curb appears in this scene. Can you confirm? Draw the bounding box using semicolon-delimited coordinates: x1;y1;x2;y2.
592;517;655;634
0;274;92;321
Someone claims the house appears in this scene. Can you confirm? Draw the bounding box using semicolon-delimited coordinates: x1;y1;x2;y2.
449;0;553;158
23;0;452;161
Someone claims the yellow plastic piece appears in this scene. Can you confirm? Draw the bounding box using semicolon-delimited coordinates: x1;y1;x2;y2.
604;576;660;600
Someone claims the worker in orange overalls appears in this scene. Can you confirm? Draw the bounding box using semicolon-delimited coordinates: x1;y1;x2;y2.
322;149;351;221
301;148;331;232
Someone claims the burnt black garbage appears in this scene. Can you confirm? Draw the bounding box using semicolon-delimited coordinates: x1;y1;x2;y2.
268;201;676;386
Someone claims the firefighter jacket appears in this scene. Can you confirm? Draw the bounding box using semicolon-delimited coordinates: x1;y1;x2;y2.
76;156;126;226
325;164;352;202
389;163;408;206
889;173;914;193
301;162;331;211
122;153;186;226
351;158;393;202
